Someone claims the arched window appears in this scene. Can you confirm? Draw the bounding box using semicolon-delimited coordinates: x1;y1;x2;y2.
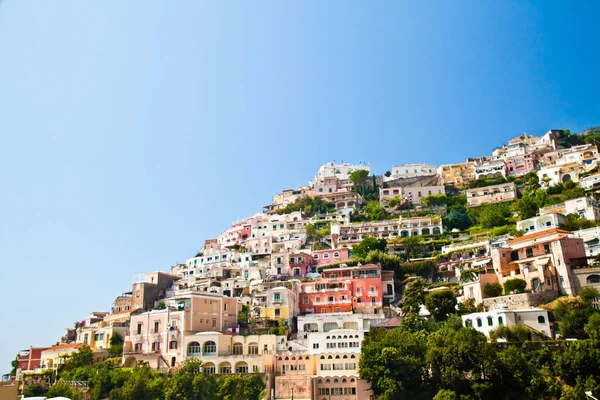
235;361;248;373
465;319;472;327
219;362;231;374
248;342;259;355
498;316;504;325
538;315;546;324
232;343;243;355
203;362;216;374
323;253;330;259
487;317;493;327
313;254;319;260
320;355;325;360
203;341;216;355
334;252;340;258
188;341;201;356
476;318;483;327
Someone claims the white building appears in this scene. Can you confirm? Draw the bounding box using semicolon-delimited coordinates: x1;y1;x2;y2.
311;162;370;187
581;172;600;191
516;213;566;234
474;159;507;179
462;306;551;339
539;197;600;221
385;163;436;181
572;227;600;257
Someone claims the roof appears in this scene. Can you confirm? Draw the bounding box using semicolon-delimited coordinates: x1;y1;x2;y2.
382;174;442;189
112;307;141;316
508;227;572;245
43;343;84;352
374;316;402;328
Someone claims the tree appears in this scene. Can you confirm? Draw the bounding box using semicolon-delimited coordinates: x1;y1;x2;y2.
457;298;477;315
433;389;457;400
351;236;387;258
483;282;503;298
9;354;18;376
580;286;600;304
69;345;95;368
425;290;457;321
503;278;527;295
584;313;600;340
402;236;423;259
362;200;390;221
444;208;471;231
22;384;45;397
47;382;84;400
109;332;124;357
422;194;447;208
402;279;425;315
349;169;370;196
385;170;392;177
469;203;511;229
513;194;539;219
388;196;402;208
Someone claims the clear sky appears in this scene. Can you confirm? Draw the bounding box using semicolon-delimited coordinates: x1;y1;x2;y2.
1;1;599;371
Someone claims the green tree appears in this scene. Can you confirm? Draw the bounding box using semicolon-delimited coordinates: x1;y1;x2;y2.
388;196;402;208
503;278;526;294
584;313;600;340
433;389;457;400
47;382;85;400
402;279;425;315
109;332;124;357
119;365;166;400
350;169;370;196
425;290;457;321
69;345;95;368
469;203;511;229
580;286;600;304
362;200;390;221
444;208;471;231
422;194;447;207
457;298;477;315
9;354;18;376
483;282;503;298
216;374;265;400
22;384;46;397
402;236;423;259
351;235;387;258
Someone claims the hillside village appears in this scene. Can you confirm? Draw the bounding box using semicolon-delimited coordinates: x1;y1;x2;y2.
6;128;600;400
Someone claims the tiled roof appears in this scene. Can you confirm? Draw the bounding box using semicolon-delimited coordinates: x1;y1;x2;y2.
44;343;84;352
112;307;141;315
508;227;572;245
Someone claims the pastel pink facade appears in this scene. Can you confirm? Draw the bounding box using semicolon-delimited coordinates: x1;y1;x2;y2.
288;252;313;276
311;248;350;266
299;264;383;314
505;154;536;177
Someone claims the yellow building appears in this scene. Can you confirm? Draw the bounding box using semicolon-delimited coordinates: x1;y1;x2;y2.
437;161;477;187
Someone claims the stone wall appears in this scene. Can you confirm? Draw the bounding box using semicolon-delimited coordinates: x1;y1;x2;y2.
274;375;313;400
483;290;559;310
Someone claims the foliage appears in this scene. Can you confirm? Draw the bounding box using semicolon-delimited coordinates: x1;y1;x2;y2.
305;221;331;240
402;279;425;315
351;236;388;258
109;332;124;357
468;202;512;229
561;213;597;231
361;200;392;221
457;298;477;315
349;169;370;196
467;175;507;189
424;290;457;321
444;208;471;231
9;353;18;376
276;195;335;216
584;313;600;341
47;382;85;400
580;286;600;304
422;194;447;207
22;384;46;397
503;278;527;295
483;282;503;298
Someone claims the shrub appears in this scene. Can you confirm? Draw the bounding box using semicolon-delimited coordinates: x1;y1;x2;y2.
503;278;527;295
483;282;503;298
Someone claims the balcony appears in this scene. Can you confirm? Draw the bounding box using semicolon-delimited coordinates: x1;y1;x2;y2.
313;300;352;305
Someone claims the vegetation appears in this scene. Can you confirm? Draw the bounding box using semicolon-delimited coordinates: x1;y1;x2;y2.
503;278;527;295
483;282;503;298
109;332;124;357
360;302;600;400
560;213;597;231
351;236;387;258
424;289;457;321
276;195;335;216
401;279;425;315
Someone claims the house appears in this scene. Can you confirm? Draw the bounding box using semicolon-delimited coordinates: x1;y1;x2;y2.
504;154;536;177
466;182;517;207
15;347;47;374
123;293;240;369
40;343;96;370
385;163;436;181
320;191;363;211
183;332;278;374
572;227;600;257
260;287;298;325
474;159;507;179
311;162;370;187
131;271;181;311
311;248;350;266
268;186;313;213
516;213;566;234
379;175;445;204
491;228;587;296
75;312;129;354
437;161;477;187
539;197;600;221
537;162;586;187
462;306;551;339
330;217;443;246
299;264;384;315
581;172;600;191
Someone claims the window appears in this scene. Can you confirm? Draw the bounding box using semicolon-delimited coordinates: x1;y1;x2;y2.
476;318;483;327
526;248;534;258
321;308;327;313
323;252;329;259
212;319;217;328
313;343;319;349
151;341;160;351
313;254;319;260
136;323;142;335
298;256;303;262
219;363;232;374
538;315;546;324
303;297;308;304
498;316;504;325
169;340;177;350
333;252;340;258
154;321;160;333
248;342;259;355
290;257;295;264
487;317;493;326
232;343;243;355
203;341;216;355
275;309;280;318
274;293;281;302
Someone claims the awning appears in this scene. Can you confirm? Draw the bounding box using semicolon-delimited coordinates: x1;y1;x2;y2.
534;257;551;266
472;258;491;267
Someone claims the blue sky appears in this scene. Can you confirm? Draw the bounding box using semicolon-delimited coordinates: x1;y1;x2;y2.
1;1;599;370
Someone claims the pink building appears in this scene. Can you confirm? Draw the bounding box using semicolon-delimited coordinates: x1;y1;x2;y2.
313;176;340;196
504;154;536;177
289;252;314;276
311;248;350;266
299;264;384;314
491;228;587;295
123;294;240;369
